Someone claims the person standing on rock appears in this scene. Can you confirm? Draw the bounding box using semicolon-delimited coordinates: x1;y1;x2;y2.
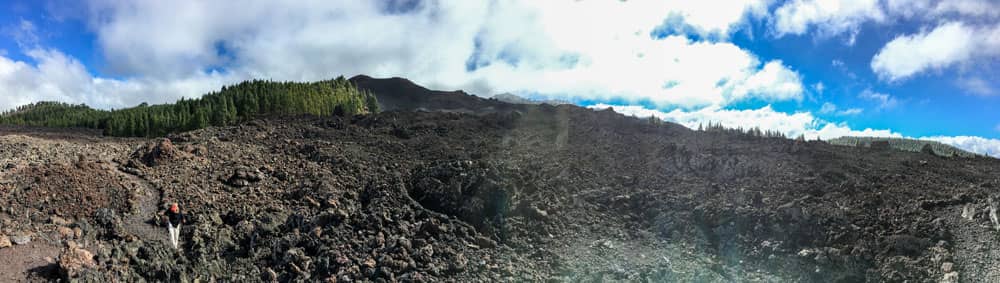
165;203;185;250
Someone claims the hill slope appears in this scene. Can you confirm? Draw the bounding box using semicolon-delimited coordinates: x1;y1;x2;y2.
350;75;516;113
0;76;998;282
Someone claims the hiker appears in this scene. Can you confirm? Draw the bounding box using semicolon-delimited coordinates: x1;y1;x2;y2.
165;203;185;249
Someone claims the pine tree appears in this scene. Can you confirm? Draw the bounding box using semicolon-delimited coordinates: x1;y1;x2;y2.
0;78;378;137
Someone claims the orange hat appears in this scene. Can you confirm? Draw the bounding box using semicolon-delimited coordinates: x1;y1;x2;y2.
169;203;179;213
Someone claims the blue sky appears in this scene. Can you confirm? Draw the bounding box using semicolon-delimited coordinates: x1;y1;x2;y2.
730;16;999;139
1;0;999;156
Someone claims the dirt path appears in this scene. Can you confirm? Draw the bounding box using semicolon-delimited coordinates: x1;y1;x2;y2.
118;168;169;245
0;242;60;282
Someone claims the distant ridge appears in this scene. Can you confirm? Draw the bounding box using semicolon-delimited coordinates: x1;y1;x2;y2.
828;136;980;157
491;93;571;106
349;75;524;113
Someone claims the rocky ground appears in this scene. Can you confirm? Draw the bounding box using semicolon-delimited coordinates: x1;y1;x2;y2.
2;85;1000;282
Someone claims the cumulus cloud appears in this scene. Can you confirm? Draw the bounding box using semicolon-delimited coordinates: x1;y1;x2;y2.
729;60;804;101
771;0;884;38
651;0;771;37
0;48;238;111
871;22;1000;81
771;0;1000;40
0;48;104;110
0;0;803;111
886;0;1000;19
84;0;481;80
1;20;213;111
932;0;1000;18
590;103;897;140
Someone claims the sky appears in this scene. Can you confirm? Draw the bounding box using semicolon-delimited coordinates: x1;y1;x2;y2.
1;0;999;156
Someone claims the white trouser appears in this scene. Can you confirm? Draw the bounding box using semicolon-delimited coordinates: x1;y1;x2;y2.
168;222;181;249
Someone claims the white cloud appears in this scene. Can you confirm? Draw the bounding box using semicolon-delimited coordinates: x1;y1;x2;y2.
477;34;803;108
858;89;898;109
830;59;859;79
932;0;1000;17
871;22;1000;81
590;103;897;140
923;136;1000;157
955;77;996;96
0;48;238;111
770;0;1000;43
729;60;804;101
887;0;1000;19
811;122;899;139
653;0;772;37
771;0;884;38
0;0;803;112
820;102;836;113
813;82;825;94
10;20;40;47
682;0;772;34
0;48;97;110
883;0;932;18
820;102;864;115
838;108;862;115
56;0;802;108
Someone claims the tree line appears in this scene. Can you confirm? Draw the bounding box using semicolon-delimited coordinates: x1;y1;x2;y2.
696;121;788;139
0;76;379;137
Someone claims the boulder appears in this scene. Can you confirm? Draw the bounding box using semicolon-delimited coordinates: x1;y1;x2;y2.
58;241;96;279
225;166;265;187
450;253;468;272
0;234;11;248
93;208;126;239
50;216;72;226
181;144;208;156
881;234;931;257
870;141;891;150
12;233;31;245
56;226;75;240
921;144;936;155
408;160;523;236
133;138;188;167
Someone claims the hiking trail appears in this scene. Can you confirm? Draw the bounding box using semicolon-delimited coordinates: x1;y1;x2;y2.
118;167;168;245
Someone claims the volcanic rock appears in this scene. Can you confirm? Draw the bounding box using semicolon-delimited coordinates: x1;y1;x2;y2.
225;166;264;187
133;138;188;166
58;241;96;279
11;234;31;245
